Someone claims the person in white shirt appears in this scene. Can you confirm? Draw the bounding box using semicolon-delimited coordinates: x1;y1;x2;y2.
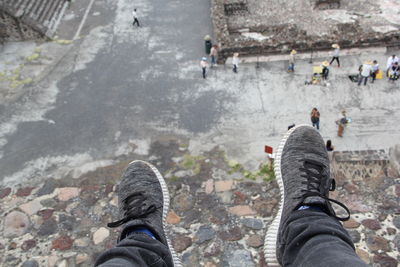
329;44;340;67
358;61;373;86
386;55;398;75
371;60;379;83
132;8;140;27
232;53;240;73
200;57;208;79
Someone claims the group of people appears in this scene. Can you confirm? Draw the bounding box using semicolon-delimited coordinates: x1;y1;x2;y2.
200;42;240;78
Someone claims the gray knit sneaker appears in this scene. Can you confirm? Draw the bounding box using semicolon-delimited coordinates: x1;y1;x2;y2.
263;125;350;266
107;160;182;267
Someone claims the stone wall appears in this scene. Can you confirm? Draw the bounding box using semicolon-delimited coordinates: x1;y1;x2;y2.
211;0;400;63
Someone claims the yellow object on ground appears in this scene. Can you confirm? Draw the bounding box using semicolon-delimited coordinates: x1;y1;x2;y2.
313;66;323;74
376;70;383;80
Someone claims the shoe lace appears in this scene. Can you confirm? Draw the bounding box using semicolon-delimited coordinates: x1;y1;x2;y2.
107;191;159;228
297;159;350;221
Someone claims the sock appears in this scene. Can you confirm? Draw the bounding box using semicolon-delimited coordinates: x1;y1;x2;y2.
126;227;156;240
298;205;323;212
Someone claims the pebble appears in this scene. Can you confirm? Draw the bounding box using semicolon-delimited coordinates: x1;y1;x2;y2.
4;211;30;237
252;198;277;217
52;235;73;250
21;239;37;251
21;260;39;267
166;211;181;224
343;218;360;228
356;248;370;264
215;180;233;192
93;227;110;244
36;179;58;196
173;192;194;212
172;234;192;252
348;230;361;243
196;225;215;244
205;179;214;194
76;253;90;264
246;234;263;248
223;249;255;267
219;226;242;241
366;235;390;252
0;187;11;198
16;187;35;197
38;218;58;236
19;199;43;215
372;254;397;267
74;237;91;247
57;187;80;201
362;219;381;230
204;241;221;257
228;205;256;216
38;209;54;220
241;218;263;230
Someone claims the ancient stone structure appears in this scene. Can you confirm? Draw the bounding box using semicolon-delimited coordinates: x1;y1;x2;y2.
211;0;400;63
0;0;69;43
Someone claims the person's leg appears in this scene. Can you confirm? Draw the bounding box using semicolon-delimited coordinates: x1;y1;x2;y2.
202;67;206;78
211;56;215;66
364;76;368;85
263;125;367;267
357;76;362;86
336;57;340;67
233;64;237;73
329;57;334;65
95;161;182;267
316;120;320;130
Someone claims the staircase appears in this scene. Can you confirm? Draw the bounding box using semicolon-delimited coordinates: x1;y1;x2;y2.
0;0;69;39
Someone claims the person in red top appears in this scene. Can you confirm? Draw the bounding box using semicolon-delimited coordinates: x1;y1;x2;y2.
310;108;320;130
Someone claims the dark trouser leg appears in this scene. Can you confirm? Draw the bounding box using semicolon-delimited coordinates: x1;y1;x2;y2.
280;210;367;267
364;76;368;85
95;233;173;267
202;67;206;78
233;64;237;73
336;57;340;66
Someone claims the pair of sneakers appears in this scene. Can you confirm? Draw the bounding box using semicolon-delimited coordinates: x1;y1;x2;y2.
108;125;349;266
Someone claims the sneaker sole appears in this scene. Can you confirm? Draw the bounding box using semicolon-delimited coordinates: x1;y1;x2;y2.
129;160;183;267
263;124;310;266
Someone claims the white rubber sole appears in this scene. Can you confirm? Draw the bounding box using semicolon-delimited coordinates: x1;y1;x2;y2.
263;124;311;266
129;160;183;267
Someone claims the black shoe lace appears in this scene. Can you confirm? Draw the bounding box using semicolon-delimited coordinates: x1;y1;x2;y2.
297;159;350;221
107;191;159;228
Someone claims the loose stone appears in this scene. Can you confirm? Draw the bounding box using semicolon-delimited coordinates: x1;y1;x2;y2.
4;211;30;237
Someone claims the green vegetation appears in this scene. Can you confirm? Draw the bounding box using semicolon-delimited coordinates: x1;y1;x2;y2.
180;154;205;175
227;159;275;182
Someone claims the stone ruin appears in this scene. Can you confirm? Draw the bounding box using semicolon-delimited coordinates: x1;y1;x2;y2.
0;0;69;43
211;0;400;63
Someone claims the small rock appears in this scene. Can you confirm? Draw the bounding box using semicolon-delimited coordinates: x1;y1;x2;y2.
76;253;89;264
5;255;20;265
393;215;400;229
21;239;36;251
228;205;256;216
215;180;233;192
246;234;263;248
204;262;217;267
196;225;215;244
362;219;381;230
173;193;194;212
366;235;389;252
219;226;242;241
205;179;214;194
182;250;199;267
40;198;57;208
37;179;58;196
37;209;54;220
38;218;58;236
378;213;387;222
253;198;277;217
233;191;247;204
57;187;80;201
59;214;76;231
16;187;35;197
387;227;396;235
242;218;263;230
166;211;181;224
21;260;39;267
93;227;110;244
395;184;400;197
4;211;30;237
74;237;91;247
20;199;43;215
204;241;221;257
8;242;17;250
348;230;361;243
52;235;73;250
356;248;370;264
58;259;68;267
372;254;397;267
343;218;360;228
0;188;12;198
223;249;255;267
172;234;192;252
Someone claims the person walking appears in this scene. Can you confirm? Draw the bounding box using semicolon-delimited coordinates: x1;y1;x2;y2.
322;61;330;80
310;107;320;130
132;8;140;27
329;44;340;67
371;60;379;83
386;54;399;76
288;49;296;72
336;110;348;137
209;45;218;68
358;61;372;86
232;52;239;73
389;62;400;83
200;57;208;79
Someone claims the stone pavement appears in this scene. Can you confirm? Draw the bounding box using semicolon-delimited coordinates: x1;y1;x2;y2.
0;139;399;266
